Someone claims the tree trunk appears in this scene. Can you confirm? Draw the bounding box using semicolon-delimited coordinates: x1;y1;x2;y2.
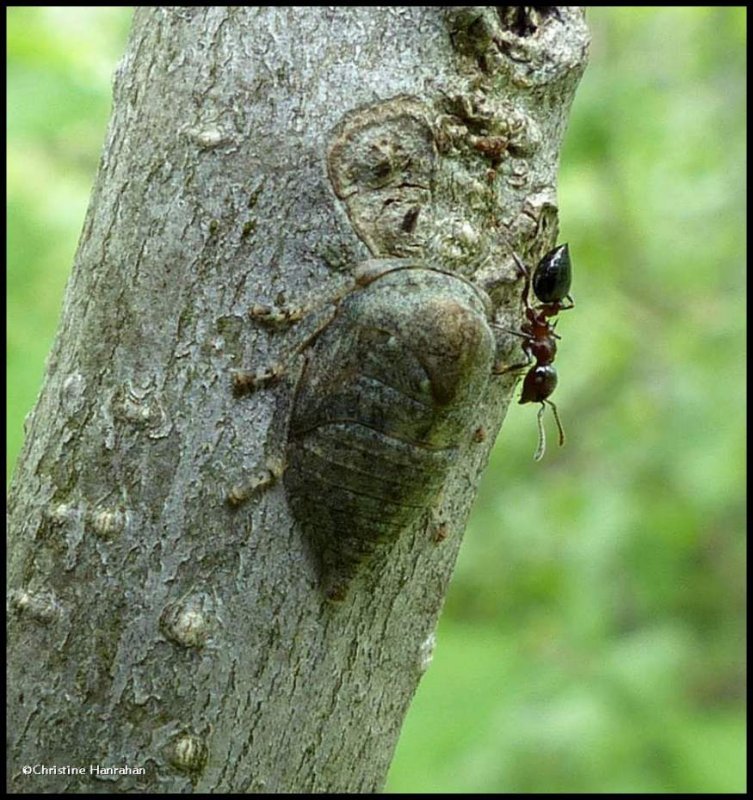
7;7;588;793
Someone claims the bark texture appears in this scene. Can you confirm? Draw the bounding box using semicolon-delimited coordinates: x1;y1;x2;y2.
7;7;589;793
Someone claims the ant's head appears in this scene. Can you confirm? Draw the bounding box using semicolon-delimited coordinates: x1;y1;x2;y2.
519;364;557;405
519;365;565;460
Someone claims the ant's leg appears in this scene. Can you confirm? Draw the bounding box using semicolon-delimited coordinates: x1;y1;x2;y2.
510;251;538;315
493;353;532;376
545;399;566;447
493;326;530;339
511;252;528;277
558;294;575;312
491;323;533;375
492;337;533;375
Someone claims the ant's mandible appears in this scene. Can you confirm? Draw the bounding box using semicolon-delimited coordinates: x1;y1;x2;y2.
497;243;574;461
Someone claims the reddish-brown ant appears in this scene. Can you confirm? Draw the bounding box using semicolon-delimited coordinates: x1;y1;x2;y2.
496;244;574;460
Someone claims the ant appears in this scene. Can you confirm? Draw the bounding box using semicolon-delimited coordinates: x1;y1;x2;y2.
496;244;574;461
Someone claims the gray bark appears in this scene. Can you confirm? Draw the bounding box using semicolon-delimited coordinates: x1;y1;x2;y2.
7;7;588;793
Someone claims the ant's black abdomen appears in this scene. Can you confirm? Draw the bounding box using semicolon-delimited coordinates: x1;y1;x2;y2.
532;243;572;304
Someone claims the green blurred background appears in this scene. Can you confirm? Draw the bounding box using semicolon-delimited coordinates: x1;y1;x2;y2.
7;8;746;793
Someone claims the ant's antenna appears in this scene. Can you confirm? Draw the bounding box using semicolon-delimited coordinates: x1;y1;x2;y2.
534;403;547;461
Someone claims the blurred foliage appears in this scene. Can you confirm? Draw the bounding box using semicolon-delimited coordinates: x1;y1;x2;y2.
7;7;746;794
7;7;133;472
